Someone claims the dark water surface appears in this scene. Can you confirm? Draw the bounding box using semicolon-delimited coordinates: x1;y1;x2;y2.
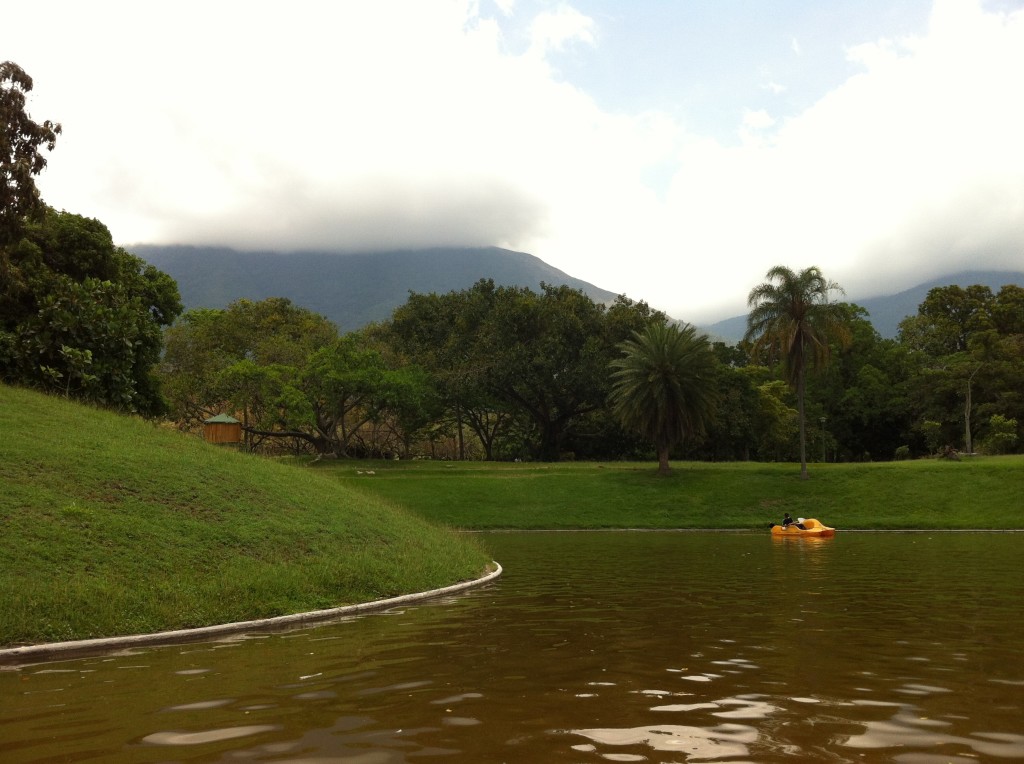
2;532;1022;762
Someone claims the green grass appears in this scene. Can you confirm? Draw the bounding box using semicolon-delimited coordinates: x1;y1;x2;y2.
308;456;1024;530
0;384;491;647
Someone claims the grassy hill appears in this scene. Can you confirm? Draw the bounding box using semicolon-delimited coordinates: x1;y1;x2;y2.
134;245;620;332
0;384;491;647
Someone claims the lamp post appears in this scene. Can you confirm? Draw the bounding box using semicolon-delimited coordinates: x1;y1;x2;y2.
819;416;827;463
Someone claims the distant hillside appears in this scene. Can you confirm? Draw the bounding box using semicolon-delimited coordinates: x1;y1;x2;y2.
701;270;1024;344
135;245;619;331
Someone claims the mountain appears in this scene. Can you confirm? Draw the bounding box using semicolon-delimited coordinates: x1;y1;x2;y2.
136;245;1023;342
700;270;1024;344
134;245;620;331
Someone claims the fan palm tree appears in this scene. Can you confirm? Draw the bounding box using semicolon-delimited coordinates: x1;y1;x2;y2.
609;322;717;475
744;265;851;479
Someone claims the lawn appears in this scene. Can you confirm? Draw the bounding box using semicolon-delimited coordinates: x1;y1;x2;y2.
307;456;1024;530
0;384;491;647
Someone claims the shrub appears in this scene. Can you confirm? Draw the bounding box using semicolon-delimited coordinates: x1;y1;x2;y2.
982;414;1019;455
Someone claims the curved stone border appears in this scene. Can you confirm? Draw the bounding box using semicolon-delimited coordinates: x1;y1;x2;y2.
0;562;502;666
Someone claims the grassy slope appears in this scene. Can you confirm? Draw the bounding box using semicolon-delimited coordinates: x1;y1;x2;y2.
0;385;490;647
313;457;1024;530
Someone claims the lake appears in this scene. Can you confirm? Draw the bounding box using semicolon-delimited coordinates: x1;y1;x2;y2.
2;531;1022;762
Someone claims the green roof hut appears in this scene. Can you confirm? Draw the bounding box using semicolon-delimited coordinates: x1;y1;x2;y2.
203;413;242;445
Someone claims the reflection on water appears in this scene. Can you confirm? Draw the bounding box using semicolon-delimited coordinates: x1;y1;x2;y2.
1;532;1022;762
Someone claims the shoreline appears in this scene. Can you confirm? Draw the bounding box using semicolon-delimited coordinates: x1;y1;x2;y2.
0;562;502;667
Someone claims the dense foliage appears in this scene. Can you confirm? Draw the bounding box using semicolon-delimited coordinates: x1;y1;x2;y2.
1;209;182;414
156;273;1024;465
1;63;181;414
386;280;665;461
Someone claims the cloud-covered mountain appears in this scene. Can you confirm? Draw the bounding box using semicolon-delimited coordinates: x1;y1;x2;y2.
135;245;619;332
137;245;1021;343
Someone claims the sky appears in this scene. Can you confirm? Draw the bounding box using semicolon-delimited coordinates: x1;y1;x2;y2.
5;0;1024;323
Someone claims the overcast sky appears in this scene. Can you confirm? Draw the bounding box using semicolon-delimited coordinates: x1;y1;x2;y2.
5;0;1023;323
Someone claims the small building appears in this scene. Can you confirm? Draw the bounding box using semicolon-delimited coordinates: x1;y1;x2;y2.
203;413;242;445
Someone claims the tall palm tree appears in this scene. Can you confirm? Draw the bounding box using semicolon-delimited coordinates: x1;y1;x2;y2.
609;322;717;475
744;265;851;479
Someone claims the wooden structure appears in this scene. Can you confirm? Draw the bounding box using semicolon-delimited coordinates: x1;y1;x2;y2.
203;413;242;444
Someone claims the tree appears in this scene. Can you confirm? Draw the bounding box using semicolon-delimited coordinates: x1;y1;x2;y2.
744;265;851;479
1;209;181;414
1;61;61;247
806;303;919;462
385;287;503;459
476;284;665;460
385;280;664;460
609;322;718;475
898;285;995;356
158;298;338;445
2;66;177;414
898;284;1024;454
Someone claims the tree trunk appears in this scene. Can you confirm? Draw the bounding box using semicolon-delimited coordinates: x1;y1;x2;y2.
797;365;808;480
657;444;671;475
964;366;980;455
536;419;564;461
456;401;465;461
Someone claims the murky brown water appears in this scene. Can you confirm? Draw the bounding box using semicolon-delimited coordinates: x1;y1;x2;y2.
2;531;1022;762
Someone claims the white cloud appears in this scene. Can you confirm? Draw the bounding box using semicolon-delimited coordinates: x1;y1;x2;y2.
4;0;1023;326
647;0;1024;320
528;5;597;54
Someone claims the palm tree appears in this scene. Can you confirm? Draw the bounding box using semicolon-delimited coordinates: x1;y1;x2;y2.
609;322;717;475
744;265;851;479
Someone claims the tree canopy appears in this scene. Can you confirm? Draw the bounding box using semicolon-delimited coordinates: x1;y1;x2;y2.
1;208;181;414
386;279;664;461
1;61;61;247
609;322;718;474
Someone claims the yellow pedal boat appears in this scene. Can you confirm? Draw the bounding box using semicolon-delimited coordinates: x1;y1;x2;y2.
769;518;836;537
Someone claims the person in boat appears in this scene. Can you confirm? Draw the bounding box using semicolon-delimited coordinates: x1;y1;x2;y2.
781;513;807;530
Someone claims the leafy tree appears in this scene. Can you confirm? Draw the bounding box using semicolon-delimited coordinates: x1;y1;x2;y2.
991;284;1024;335
687;362;758;461
744;265;851;479
807;304;919;462
2;66;177;414
898;284;995;356
898;284;1024;454
385;280;663;460
475;284;664;460
1;209;181;414
386;287;504;459
1;61;60;247
159;298;337;434
749;375;799;461
160;301;438;457
981;414;1018;455
609;322;717;475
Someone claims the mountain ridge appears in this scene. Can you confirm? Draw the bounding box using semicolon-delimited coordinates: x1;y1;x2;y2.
135;245;619;332
135;244;1022;342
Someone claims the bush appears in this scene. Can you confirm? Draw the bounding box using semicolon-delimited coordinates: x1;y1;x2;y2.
982;414;1019;455
894;445;911;461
